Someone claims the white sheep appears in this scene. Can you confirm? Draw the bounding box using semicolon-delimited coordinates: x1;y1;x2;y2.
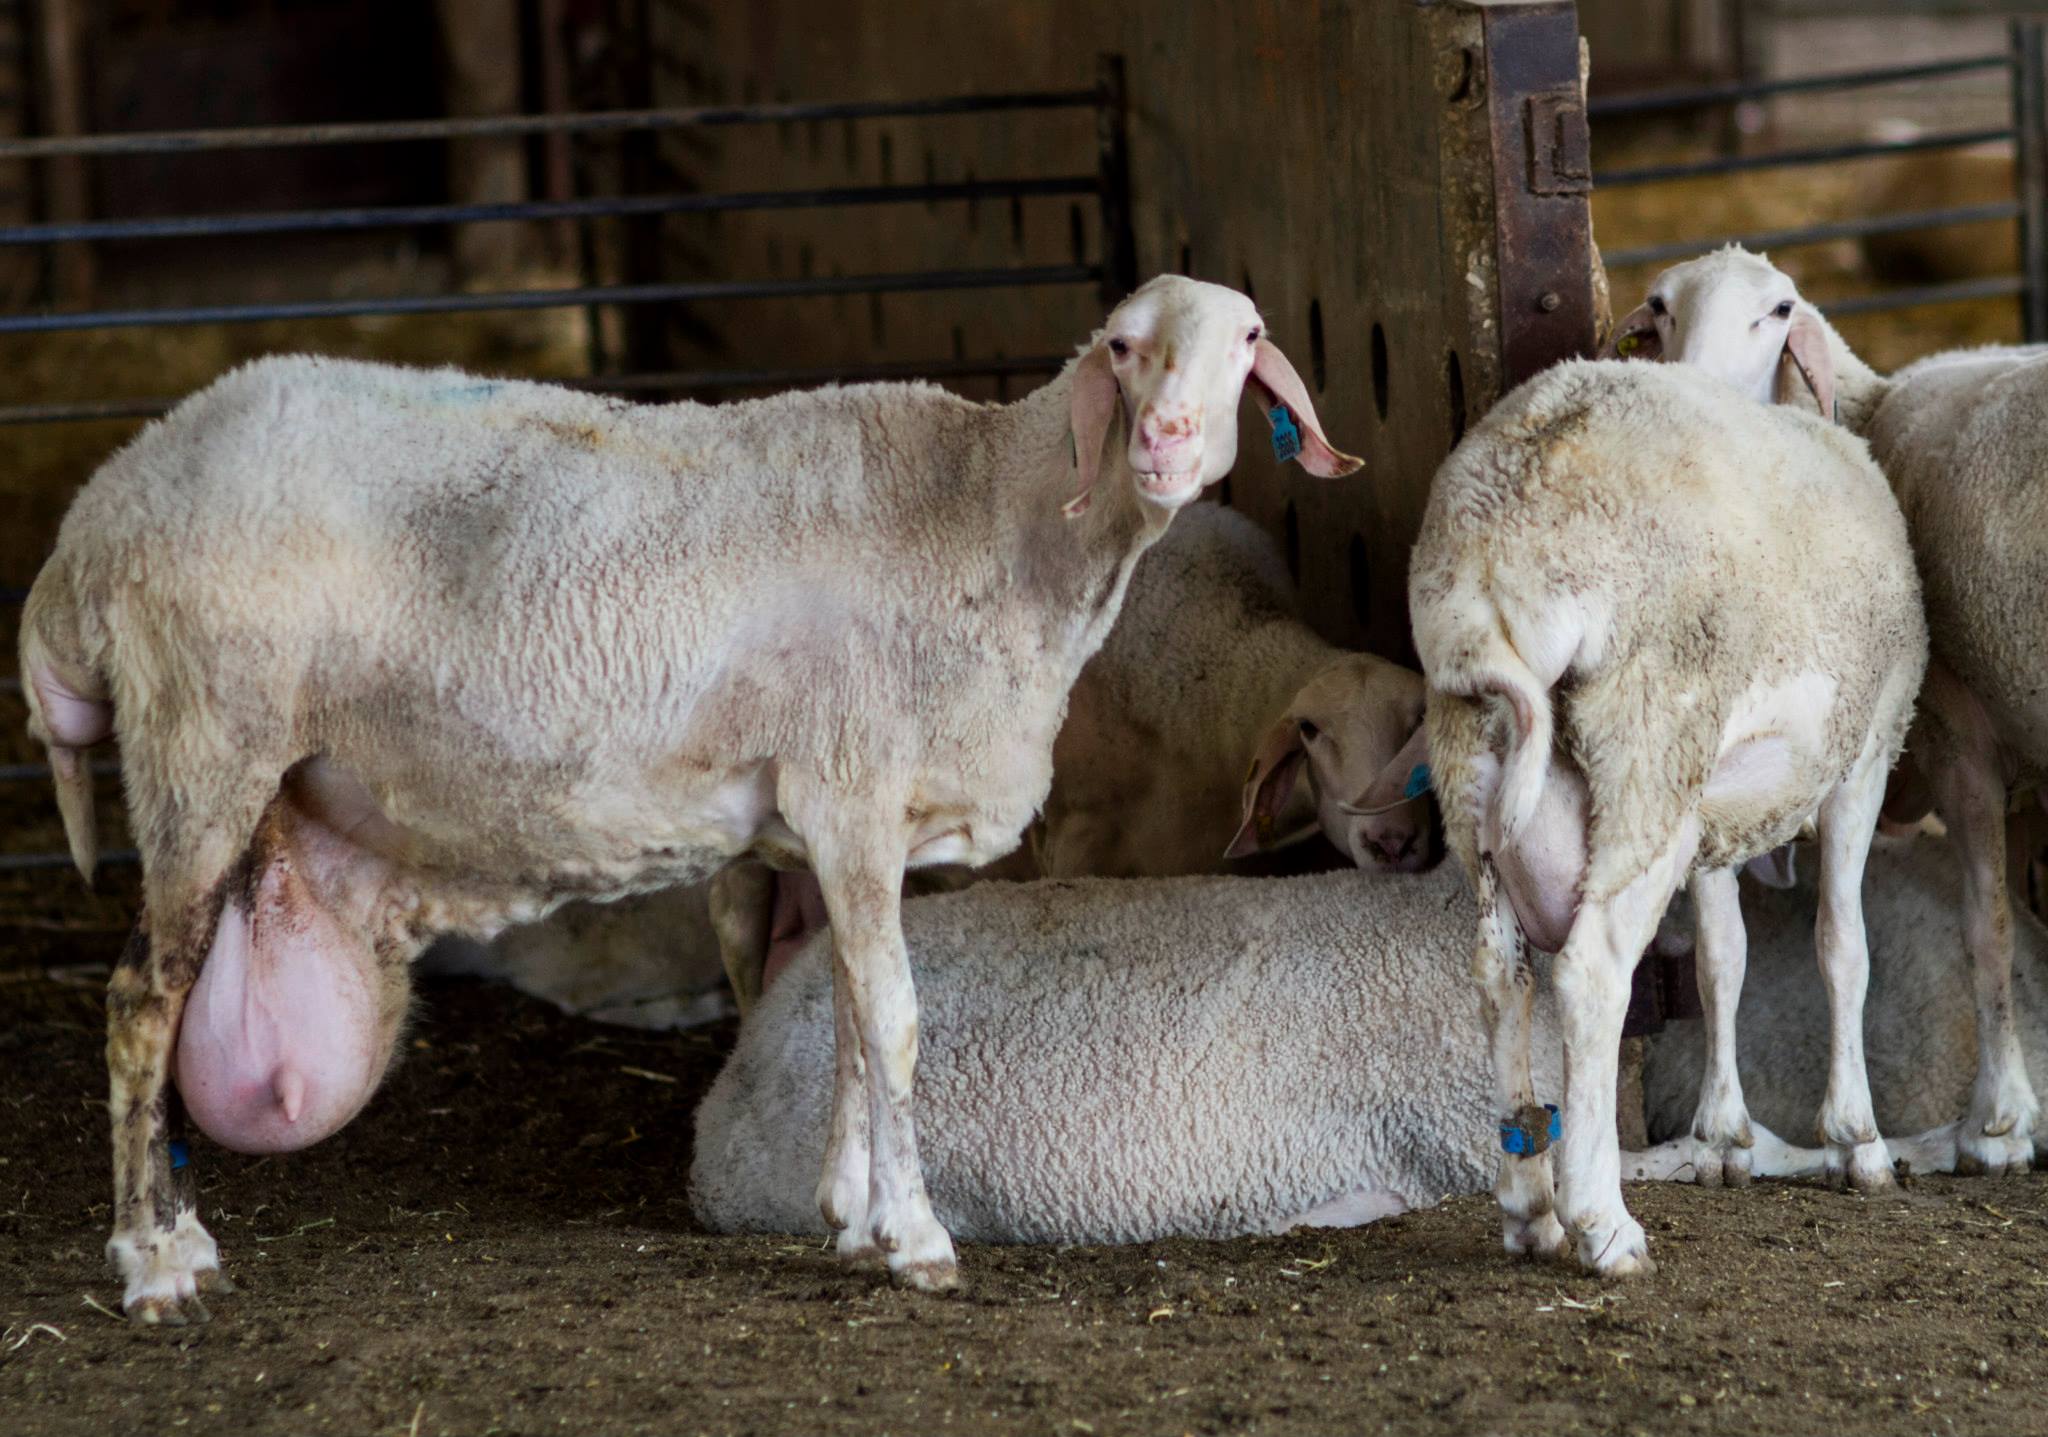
1038;502;1432;879
1609;244;2048;1177
18;274;1361;1319
424;502;1427;1026
693;831;2025;1247
1408;357;1925;1276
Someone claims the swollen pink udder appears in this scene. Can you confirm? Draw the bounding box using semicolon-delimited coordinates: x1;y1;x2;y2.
175;827;387;1154
760;870;830;993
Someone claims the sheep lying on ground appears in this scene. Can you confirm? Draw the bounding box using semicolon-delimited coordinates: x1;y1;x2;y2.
1408;357;1925;1276
694;833;2013;1245
425;503;1428;1025
1039;502;1432;879
1609;244;2048;1177
20;274;1359;1318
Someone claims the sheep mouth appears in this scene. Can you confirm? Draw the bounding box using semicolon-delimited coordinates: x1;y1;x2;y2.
1136;469;1202;499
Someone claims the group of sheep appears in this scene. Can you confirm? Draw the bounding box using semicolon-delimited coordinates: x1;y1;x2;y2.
18;248;2048;1323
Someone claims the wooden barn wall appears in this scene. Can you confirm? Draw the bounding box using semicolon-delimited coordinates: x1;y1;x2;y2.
648;1;1590;662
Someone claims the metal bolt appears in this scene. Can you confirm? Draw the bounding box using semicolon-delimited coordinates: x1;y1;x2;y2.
1538;291;1561;312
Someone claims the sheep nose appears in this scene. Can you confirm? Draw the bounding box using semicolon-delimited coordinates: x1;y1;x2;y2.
1364;826;1418;869
1138;408;1201;464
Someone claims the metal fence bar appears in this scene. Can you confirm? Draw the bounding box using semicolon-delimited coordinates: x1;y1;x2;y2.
0;264;1102;335
1589;53;2012;120
0;849;136;872
1603;201;2024;271
1598;127;2015;189
0;91;1103;161
0;177;1103;248
2014;20;2048;342
1820;275;2027;318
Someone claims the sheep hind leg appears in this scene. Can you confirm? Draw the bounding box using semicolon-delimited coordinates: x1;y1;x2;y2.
1813;751;1897;1192
1916;675;2037;1176
1552;825;1696;1278
1686;866;1755;1187
105;769;280;1323
1472;865;1566;1261
816;955;880;1267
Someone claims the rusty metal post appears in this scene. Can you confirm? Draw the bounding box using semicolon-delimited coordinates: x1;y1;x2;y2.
1476;1;1597;386
1094;52;1137;306
2012;18;2047;344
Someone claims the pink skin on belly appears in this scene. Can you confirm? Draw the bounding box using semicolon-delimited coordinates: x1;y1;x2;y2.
760;870;830;994
174;805;392;1154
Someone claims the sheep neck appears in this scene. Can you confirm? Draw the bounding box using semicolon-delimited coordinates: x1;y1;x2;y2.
994;366;1172;676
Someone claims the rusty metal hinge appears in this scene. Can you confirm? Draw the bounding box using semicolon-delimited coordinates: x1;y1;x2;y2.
1526;89;1590;195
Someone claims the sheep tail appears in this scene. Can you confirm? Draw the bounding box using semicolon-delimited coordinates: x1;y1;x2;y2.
19;571;110;884
1436;631;1553;849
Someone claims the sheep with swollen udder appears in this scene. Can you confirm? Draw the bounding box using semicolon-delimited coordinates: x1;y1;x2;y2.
1408;356;1923;1276
17;274;1359;1321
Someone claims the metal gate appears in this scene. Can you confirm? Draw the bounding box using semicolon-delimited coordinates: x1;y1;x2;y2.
1592;19;2047;335
0;70;1137;873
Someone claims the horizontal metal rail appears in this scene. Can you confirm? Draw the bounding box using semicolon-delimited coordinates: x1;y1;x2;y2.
0;356;1071;426
0;760;117;783
1590;53;2013;119
0;176;1101;247
0;848;136;872
0;91;1102;161
1598;126;2014;188
1603;200;2024;270
0;264;1101;335
1820;274;2027;317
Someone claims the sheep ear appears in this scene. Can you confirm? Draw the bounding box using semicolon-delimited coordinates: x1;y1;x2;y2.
1224;717;1311;859
1061;344;1120;518
1599;302;1660;361
1249;339;1362;479
1777;306;1836;422
1344;722;1431;818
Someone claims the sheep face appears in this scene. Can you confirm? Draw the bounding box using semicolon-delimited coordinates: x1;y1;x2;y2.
1065;276;1359;516
1604;245;1836;419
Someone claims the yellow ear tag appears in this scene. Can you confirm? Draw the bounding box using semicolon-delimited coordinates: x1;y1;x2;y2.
1616;333;1640;358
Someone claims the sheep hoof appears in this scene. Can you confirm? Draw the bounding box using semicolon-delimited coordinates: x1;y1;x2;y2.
195;1267;238;1296
1824;1138;1893;1193
1502;1210;1567;1259
1571;1215;1655;1278
889;1257;962;1293
1955;1125;2033;1179
834;1229;886;1269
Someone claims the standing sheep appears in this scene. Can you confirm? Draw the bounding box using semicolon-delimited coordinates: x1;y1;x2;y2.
1408;358;1925;1276
18;275;1360;1319
435;503;1431;1026
1609;245;2048;1177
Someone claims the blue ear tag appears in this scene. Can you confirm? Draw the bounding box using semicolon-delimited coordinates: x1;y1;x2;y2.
1268;403;1302;465
1499;1104;1561;1156
169;1139;190;1171
1403;762;1432;800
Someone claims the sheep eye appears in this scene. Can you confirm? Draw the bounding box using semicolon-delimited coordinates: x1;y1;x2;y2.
1647;296;1667;317
1247;327;1262;345
1297;719;1321;742
1773;300;1795;320
1107;337;1129;357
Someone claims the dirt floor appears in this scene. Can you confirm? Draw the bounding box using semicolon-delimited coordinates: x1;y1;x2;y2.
3;881;2048;1437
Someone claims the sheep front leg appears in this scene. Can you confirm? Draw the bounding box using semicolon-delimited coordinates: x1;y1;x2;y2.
1915;670;2038;1176
806;814;958;1290
816;952;879;1265
1472;865;1565;1259
1814;754;1897;1191
1687;866;1755;1187
1551;831;1693;1278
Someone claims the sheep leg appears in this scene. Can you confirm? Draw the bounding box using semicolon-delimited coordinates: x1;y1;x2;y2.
1685;866;1754;1187
818;951;879;1265
1551;827;1694;1278
804;808;958;1291
1915;669;2037;1175
1472;864;1565;1259
707;859;775;1015
1813;751;1895;1192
